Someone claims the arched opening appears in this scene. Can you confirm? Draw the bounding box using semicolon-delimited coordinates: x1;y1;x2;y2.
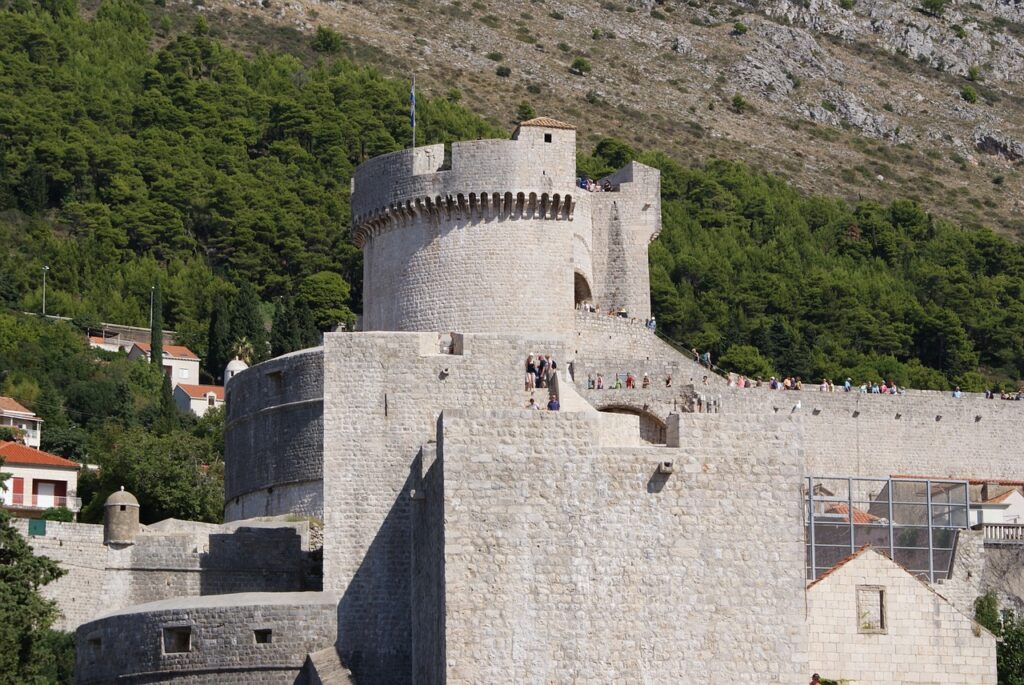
574;272;593;308
600;407;667;444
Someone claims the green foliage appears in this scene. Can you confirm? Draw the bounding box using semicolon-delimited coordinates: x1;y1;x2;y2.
575;142;1024;387
975;592;1000;634
495;65;511;77
967;65;980;81
570;56;592;75
486;51;503;61
549;10;564;19
0;501;67;684
960;85;978;103
920;0;948;16
822;100;838;112
150;278;163;368
229;282;268;364
516;101;536;121
298;271;354;331
719;344;775;379
730;93;749;114
312;25;343;53
40;506;74;522
0;426;19;442
838;0;854;9
1000;612;1024;685
732;21;748;35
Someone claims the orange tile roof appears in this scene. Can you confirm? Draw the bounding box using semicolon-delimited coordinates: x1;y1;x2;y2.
517;116;575;130
176;384;224;401
893;474;1024;487
0;441;79;469
825;503;882;524
0;396;35;416
984;490;1020;504
133;342;199;361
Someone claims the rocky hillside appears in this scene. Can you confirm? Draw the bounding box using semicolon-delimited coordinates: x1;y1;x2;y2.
177;0;1023;237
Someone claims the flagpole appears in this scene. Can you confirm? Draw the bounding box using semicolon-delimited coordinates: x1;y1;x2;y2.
411;76;416;149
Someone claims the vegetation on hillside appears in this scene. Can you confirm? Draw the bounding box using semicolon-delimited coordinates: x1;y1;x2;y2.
976;591;1024;685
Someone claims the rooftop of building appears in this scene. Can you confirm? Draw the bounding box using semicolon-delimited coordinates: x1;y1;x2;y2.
176;384;225;400
132;342;199;361
0;441;79;470
92;591;340;619
0;396;38;418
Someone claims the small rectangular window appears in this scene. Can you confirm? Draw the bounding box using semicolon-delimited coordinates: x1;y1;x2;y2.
544;133;552;143
857;586;886;633
163;626;192;654
88;637;102;660
179;368;189;378
254;629;272;644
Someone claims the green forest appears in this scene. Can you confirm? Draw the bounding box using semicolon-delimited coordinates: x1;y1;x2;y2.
1;0;1023;525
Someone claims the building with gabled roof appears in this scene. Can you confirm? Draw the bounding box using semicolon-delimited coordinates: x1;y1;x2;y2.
807;546;996;684
128;342;201;388
173;383;225;418
0;395;43;448
0;441;81;515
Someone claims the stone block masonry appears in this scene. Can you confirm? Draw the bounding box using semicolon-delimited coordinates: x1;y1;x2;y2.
427;409;808;683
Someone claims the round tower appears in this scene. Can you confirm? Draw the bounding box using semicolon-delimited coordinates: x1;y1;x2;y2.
351;117;589;335
103;487;140;546
224;357;248;386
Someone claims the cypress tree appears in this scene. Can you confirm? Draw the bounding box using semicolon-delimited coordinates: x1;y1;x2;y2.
156;373;178;433
270;298;293;358
230;282;267;363
150;279;163;370
206;293;231;382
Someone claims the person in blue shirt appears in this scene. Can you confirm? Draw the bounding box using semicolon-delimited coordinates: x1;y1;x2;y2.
547;394;560;411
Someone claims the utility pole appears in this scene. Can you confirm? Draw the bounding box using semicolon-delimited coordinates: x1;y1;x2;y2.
41;265;49;316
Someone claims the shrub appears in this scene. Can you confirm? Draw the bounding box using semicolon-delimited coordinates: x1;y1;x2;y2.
730;93;749;113
967;65;980;81
919;0;947;16
549;10;564;19
312;26;344;53
516;102;536;121
592;27;603;39
526;83;542;94
952;24;967;38
585;90;603;104
486;51;503;61
839;0;854;8
732;21;748;35
570;56;592;75
41;507;74;522
650;9;667;19
821;100;838;113
495;65;511;77
557;42;571;52
480;14;500;27
883;102;894;112
960;85;978;103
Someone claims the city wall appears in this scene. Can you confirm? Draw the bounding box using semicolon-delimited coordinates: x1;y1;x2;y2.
224;347;324;521
321;331;570;684
75;592;338;685
14;518;315;631
702;387;1024;479
425;409;807;683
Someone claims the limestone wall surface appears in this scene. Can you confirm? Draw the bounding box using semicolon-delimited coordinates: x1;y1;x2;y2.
75;592;338;685
431;409;807;684
709;387;1024;479
806;549;996;684
224;347;324;521
321;331;571;684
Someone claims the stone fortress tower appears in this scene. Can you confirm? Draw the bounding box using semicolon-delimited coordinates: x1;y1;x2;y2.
353;118;660;334
72;119;1017;685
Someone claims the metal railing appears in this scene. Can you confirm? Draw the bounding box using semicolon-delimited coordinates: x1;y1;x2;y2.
983;524;1024;543
1;494;82;511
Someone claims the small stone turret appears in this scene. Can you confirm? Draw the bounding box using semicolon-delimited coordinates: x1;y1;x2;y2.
224;357;248;386
103;487;140;546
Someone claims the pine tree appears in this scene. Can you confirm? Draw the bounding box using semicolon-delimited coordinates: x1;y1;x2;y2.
270;298;293;358
206;293;231;383
230;282;267;364
150;279;163;370
294;300;321;349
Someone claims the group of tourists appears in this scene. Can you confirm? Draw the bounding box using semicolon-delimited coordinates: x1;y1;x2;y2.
525;395;561;411
524;354;558;390
586;372;674;390
577;176;615;192
984;388;1023;400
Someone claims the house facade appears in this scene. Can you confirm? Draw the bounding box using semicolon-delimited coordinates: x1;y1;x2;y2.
0;396;43;448
173;384;224;417
128;343;201;388
0;441;81;516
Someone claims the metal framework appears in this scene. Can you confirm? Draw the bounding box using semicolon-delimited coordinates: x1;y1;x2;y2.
806;476;970;583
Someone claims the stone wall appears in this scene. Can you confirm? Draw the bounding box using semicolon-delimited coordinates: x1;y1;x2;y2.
14;518;314;631
429;409;807;684
710;387;1024;479
321;331;571;684
75;592;338;685
224;347;324;521
806;548;996;684
13;519;109;631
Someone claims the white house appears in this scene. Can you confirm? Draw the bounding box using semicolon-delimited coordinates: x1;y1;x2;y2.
128;342;201;388
174;384;224;417
0;396;43;448
0;441;81;515
971;488;1024;526
807;546;996;684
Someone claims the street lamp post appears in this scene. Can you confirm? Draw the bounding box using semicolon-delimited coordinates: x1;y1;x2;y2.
42;265;49;316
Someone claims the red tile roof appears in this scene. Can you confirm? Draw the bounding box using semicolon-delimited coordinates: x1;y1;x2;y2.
176;384;224;401
133;342;199;361
825;503;882;524
0;442;79;469
892;474;1024;487
0;396;35;416
984;490;1020;504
